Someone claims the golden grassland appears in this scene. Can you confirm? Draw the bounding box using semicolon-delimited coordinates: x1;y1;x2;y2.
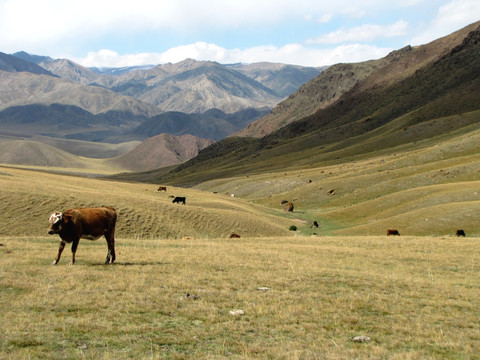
0;166;293;239
1;235;479;359
0;154;479;358
193;123;480;237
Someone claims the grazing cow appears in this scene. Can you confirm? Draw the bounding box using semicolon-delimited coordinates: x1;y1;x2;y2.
157;186;167;192
47;207;117;265
312;221;319;228
456;229;466;237
229;233;241;238
284;202;294;212
172;196;186;205
387;229;400;236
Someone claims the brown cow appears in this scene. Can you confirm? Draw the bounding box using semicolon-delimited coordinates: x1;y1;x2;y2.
229;233;241;238
387;229;400;236
283;202;294;212
157;186;167;191
47;207;117;265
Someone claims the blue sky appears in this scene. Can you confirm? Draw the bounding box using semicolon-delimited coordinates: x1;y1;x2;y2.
0;0;478;67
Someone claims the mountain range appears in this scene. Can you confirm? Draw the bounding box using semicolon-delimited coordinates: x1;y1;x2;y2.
146;20;480;185
1;21;479;177
0;52;320;169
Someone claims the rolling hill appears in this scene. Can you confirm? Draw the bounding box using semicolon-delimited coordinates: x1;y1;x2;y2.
108;133;214;171
0;138;109;170
0;131;214;172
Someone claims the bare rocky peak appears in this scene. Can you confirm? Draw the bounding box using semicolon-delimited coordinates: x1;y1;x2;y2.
40;59;99;85
0;70;156;116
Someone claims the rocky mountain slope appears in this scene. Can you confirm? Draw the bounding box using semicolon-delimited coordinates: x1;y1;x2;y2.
0;54;320;144
0;52;54;76
91;59;287;114
131;107;270;141
0;70;155;116
40;58;100;84
235;21;480;138
227;62;326;98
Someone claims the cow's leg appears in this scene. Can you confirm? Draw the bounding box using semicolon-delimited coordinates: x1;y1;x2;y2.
52;241;66;265
70;238;80;265
105;232;116;265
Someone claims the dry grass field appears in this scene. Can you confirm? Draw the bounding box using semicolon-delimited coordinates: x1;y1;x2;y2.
1;235;479;359
0;166;292;239
1;155;479;358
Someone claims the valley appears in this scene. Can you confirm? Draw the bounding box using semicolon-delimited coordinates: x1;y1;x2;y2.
1;10;479;360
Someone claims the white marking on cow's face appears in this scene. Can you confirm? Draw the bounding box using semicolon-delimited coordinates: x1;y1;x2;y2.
48;212;63;234
49;212;63;224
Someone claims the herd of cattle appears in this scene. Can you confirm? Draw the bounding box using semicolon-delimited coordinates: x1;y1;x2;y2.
45;187;470;265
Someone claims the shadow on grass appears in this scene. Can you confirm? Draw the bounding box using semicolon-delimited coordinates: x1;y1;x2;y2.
88;261;171;267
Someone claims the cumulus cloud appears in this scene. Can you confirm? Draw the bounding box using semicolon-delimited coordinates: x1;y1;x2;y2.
0;0;477;67
78;42;393;68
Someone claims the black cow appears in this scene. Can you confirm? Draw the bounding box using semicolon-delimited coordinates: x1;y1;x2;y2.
387;229;400;236
172;196;186;205
456;229;466;237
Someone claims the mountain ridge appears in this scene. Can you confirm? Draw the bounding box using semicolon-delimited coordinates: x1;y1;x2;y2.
1;54;321;144
235;20;480;138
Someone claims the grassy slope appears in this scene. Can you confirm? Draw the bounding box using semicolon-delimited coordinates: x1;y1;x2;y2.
2;112;478;238
0;166;292;239
0;136;131;173
193;114;480;236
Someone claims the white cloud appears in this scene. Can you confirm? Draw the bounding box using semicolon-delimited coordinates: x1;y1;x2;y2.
307;20;409;44
0;0;395;52
411;0;480;45
78;42;393;68
2;0;476;69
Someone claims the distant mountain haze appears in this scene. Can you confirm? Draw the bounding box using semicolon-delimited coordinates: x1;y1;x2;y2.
0;54;320;144
0;53;319;170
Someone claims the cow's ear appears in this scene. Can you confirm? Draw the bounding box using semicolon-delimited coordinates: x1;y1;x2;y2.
63;214;73;223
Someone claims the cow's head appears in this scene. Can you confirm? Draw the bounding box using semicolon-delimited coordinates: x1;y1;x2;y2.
47;212;64;234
